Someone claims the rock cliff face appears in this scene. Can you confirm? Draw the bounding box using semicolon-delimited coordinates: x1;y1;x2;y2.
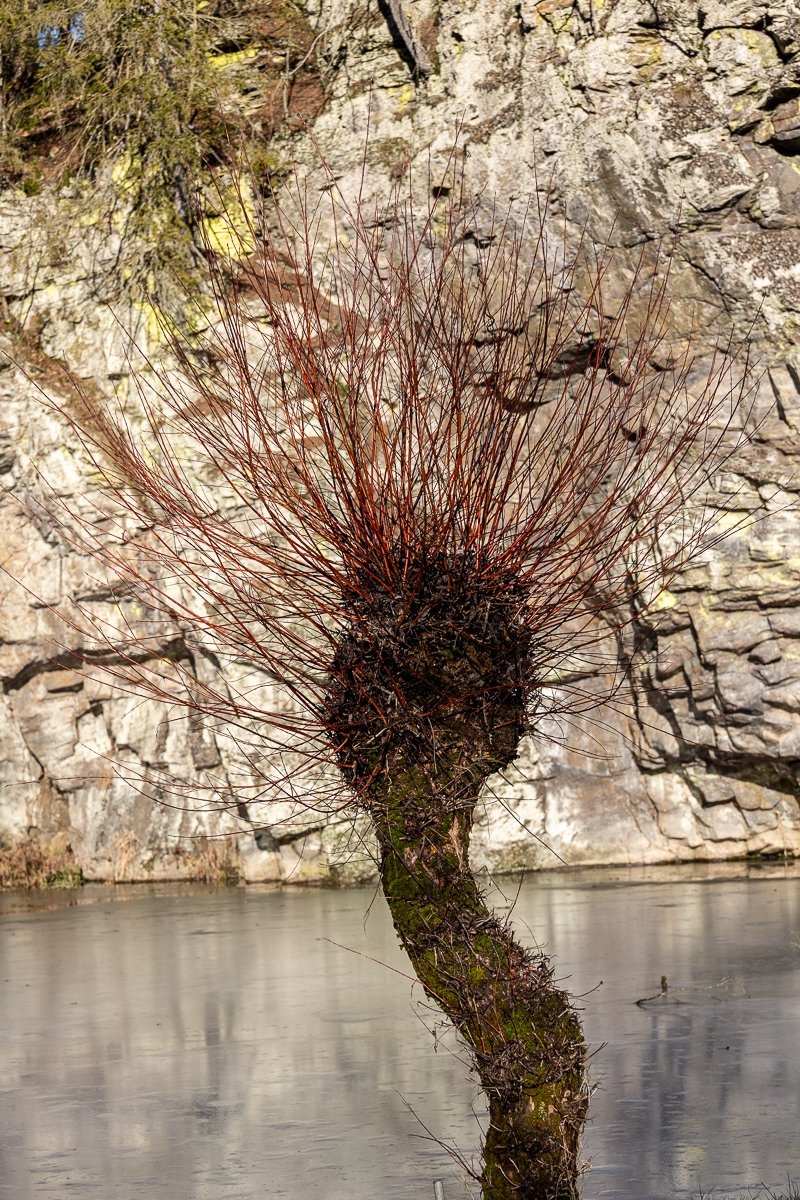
1;0;799;883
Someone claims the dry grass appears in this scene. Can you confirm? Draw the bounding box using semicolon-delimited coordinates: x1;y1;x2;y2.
108;830;141;883
696;1184;800;1200
0;831;84;889
0;829;239;888
109;830;239;884
174;835;240;885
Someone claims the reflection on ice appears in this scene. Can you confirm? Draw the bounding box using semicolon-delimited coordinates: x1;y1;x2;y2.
1;863;798;1200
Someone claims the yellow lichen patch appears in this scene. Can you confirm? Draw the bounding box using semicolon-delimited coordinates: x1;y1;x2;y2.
536;0;573;34
649;588;678;612
717;511;748;535
739;27;780;63
133;297;170;352
110;150;135;189
388;83;415;110
752;115;777;144
200;171;256;261
204;210;254;259
707;26;779;88
209;47;258;70
629;32;663;77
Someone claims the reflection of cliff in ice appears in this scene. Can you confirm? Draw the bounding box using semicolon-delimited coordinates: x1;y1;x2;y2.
0;884;475;1200
514;868;800;1198
1;865;798;1200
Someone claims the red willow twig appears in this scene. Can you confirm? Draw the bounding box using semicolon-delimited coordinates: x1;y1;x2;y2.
43;163;750;798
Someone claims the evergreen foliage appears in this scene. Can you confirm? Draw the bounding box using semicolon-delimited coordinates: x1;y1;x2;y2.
0;0;322;293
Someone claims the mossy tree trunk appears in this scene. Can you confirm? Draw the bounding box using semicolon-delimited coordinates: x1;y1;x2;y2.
369;758;587;1200
325;553;589;1198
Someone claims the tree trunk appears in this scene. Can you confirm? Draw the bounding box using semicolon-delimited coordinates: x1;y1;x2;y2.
326;549;588;1195
370;761;587;1200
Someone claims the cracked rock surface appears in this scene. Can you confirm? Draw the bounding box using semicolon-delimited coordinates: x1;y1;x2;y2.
2;0;800;881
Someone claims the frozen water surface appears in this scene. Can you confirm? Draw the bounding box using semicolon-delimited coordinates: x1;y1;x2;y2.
1;863;798;1200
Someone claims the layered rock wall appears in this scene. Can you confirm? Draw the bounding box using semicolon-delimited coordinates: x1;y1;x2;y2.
1;0;799;882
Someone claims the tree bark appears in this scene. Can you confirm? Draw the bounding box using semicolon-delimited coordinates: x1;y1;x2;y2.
370;761;587;1200
326;550;588;1195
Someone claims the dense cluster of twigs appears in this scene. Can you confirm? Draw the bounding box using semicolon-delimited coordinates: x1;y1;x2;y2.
48;159;750;819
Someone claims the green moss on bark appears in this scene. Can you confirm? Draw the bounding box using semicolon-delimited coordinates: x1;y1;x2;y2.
373;773;587;1199
324;546;588;1196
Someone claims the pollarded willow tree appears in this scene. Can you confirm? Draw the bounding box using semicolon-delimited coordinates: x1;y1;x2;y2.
54;162;748;1199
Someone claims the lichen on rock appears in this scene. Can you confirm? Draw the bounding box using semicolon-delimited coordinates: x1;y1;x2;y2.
2;0;800;882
